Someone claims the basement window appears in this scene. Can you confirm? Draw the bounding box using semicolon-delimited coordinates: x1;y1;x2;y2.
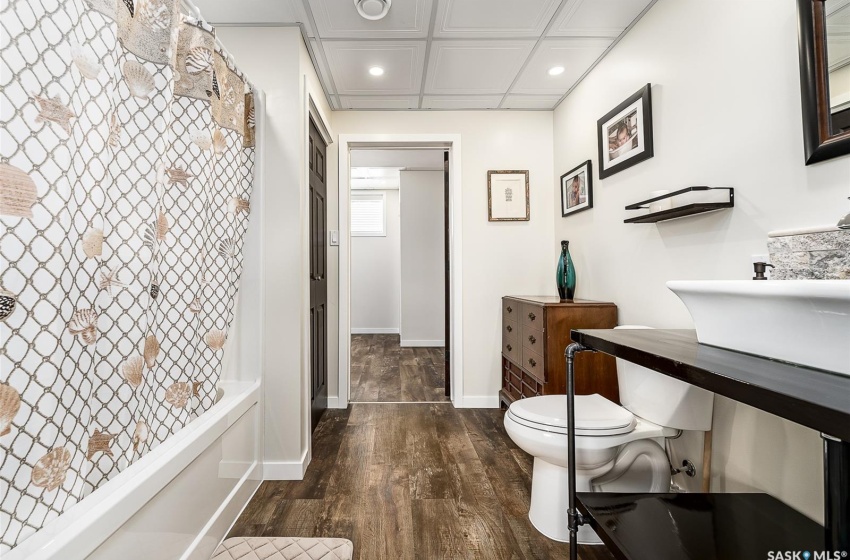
351;192;386;237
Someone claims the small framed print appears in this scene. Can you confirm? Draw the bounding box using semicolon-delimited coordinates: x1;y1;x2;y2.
597;84;654;179
560;160;593;217
488;170;530;221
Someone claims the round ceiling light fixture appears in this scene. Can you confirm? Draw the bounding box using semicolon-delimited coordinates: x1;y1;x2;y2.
369;66;385;76
548;66;565;76
354;0;392;21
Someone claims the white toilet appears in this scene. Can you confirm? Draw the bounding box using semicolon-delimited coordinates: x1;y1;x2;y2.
503;326;714;544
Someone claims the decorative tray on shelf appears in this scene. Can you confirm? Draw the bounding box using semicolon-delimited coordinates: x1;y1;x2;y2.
624;186;734;224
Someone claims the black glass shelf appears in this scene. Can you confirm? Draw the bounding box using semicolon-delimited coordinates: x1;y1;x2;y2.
624;186;734;224
570;329;850;441
575;493;828;560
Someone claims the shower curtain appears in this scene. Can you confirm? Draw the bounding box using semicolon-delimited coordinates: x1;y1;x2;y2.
0;0;256;551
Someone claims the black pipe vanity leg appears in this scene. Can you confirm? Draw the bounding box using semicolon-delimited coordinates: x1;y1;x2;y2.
566;343;589;560
822;434;850;551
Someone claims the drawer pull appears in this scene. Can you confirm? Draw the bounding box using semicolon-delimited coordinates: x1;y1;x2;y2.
528;358;537;367
506;306;513;313
506;325;513;333
506;344;512;352
528;312;536;321
528;335;536;344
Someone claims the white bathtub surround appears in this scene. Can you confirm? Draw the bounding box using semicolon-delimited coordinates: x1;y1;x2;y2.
5;382;262;560
767;229;850;280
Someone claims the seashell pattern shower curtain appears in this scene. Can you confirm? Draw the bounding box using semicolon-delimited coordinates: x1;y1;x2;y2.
0;0;256;551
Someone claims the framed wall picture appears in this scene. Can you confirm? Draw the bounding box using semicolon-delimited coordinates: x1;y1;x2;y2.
560;160;593;217
597;84;654;179
488;170;530;221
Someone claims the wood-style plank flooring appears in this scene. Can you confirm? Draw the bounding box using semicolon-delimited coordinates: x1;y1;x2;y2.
229;403;614;560
350;334;449;402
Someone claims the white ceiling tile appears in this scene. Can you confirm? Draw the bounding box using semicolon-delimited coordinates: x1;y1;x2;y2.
425;40;535;94
324;41;426;95
434;0;560;38
193;0;313;35
501;94;562;109
549;0;654;38
308;0;432;39
511;38;611;95
310;39;337;94
340;96;421;109
422;96;503;109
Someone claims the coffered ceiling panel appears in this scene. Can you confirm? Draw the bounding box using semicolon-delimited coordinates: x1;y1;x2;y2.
324;41;427;95
425;40;535;94
422;95;503;109
193;0;658;110
433;0;561;38
308;0;433;39
196;0;313;34
512;38;611;95
502;94;563;109
549;0;653;37
340;96;421;109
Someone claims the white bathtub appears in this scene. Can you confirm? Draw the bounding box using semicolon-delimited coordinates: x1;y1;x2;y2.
6;380;263;560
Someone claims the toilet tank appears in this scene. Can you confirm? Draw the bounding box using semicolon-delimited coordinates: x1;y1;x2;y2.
615;326;715;431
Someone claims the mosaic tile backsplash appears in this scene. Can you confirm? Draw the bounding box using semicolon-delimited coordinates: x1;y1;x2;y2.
767;229;850;280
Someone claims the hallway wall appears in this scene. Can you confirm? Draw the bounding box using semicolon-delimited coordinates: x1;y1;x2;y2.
551;0;850;522
400;170;445;347
351;189;401;333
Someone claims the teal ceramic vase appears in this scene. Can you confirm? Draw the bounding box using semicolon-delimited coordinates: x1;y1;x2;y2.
556;240;576;301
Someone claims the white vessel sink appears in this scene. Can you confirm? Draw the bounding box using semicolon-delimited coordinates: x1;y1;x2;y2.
667;280;850;375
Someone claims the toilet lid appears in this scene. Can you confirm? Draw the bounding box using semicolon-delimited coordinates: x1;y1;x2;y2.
507;394;636;436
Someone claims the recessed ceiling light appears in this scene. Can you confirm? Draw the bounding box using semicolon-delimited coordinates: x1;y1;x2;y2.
548;66;565;76
369;66;385;76
355;0;392;21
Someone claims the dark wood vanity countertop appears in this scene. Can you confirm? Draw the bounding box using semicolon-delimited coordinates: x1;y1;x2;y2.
570;328;850;441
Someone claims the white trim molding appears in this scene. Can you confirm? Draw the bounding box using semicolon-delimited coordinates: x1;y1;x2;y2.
400;339;445;347
351;327;400;334
339;134;464;410
459;395;501;409
264;449;310;480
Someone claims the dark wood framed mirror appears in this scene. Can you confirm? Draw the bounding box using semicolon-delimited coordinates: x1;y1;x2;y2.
798;0;850;164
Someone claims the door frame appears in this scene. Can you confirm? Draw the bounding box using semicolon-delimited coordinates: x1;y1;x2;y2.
338;134;464;408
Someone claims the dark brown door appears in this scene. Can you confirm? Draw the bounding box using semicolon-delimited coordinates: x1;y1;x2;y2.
309;120;327;431
444;151;451;397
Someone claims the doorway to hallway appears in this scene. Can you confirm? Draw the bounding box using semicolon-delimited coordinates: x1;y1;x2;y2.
347;147;450;403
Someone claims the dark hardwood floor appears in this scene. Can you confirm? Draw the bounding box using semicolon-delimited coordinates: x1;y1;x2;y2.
228;403;614;560
350;334;449;402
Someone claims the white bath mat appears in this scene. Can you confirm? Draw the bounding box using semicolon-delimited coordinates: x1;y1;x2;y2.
212;537;354;560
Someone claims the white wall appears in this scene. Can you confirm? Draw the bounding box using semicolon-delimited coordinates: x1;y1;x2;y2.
216;26;334;478
552;0;850;522
351;189;401;333
400;170;445;347
333;111;555;403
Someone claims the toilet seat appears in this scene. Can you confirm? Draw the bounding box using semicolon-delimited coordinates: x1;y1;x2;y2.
507;394;637;436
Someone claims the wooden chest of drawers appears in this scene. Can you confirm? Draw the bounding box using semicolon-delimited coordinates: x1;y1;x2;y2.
500;296;619;407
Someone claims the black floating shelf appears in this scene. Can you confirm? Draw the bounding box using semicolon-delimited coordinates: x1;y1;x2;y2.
624;186;734;224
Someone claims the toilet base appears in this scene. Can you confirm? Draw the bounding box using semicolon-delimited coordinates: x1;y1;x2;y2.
528;458;603;545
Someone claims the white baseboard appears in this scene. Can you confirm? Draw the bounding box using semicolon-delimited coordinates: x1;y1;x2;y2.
459;395;501;409
400;339;445;347
351;327;399;334
327;396;345;409
264;450;309;480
